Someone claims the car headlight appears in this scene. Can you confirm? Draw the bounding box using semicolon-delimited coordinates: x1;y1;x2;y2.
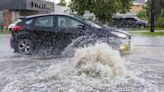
111;31;128;39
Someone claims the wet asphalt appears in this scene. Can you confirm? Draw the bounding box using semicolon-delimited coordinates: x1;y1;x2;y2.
0;34;164;92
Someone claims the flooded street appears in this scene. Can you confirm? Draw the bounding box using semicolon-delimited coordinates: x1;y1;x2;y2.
0;34;164;92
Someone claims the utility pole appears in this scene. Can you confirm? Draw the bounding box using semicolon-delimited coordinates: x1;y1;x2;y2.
150;0;155;32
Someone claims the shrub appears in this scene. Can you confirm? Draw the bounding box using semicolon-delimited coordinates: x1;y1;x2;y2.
155;18;164;28
160;9;164;17
137;9;147;20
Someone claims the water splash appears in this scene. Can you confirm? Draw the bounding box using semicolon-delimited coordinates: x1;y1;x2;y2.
74;43;127;79
62;35;97;57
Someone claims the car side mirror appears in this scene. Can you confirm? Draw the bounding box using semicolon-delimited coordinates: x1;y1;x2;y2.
78;25;85;30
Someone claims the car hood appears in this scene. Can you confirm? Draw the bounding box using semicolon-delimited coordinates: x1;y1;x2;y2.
104;27;130;35
137;20;148;24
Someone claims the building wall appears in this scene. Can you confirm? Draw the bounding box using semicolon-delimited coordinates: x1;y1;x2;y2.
12;11;20;22
0;0;55;28
20;10;45;16
3;10;12;27
130;5;144;14
27;0;54;11
0;0;26;10
0;10;3;29
0;0;54;11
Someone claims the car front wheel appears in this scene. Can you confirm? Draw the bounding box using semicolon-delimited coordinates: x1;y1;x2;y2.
16;39;34;55
138;24;145;28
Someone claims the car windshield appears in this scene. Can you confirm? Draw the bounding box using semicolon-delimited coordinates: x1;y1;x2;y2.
134;17;140;20
73;15;102;28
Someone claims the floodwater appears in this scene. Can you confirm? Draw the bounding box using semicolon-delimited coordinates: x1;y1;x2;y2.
0;34;164;92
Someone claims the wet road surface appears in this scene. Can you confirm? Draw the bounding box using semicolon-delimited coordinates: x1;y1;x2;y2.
128;36;164;91
0;34;164;92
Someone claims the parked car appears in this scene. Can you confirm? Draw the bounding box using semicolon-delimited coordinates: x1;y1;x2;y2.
112;16;148;28
10;14;131;55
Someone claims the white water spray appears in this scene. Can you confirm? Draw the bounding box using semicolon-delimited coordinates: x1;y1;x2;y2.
74;43;127;79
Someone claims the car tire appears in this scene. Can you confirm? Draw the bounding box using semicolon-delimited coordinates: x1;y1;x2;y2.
138;24;145;28
16;38;34;55
10;36;15;49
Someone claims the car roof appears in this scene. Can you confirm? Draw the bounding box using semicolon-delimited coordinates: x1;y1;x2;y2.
19;13;74;19
114;16;136;18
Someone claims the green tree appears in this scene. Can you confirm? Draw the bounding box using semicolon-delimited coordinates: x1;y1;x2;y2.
145;0;164;28
57;0;67;6
137;9;147;20
69;0;133;23
120;0;133;13
160;9;164;17
146;0;164;17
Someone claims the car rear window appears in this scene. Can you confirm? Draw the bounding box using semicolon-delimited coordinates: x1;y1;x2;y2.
24;19;34;25
13;19;22;25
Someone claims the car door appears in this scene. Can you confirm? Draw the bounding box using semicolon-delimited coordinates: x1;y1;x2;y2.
33;15;55;46
131;18;138;27
55;15;86;49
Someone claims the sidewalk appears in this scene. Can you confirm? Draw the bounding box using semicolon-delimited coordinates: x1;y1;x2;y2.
126;30;164;32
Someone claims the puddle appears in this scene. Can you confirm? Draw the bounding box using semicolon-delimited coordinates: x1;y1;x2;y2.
0;43;161;92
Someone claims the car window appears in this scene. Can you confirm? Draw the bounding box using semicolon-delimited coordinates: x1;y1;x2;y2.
126;18;136;21
35;16;53;27
25;19;33;25
130;18;132;20
73;15;102;28
13;19;22;25
118;18;123;21
58;16;82;28
8;19;22;28
133;18;138;21
125;18;130;20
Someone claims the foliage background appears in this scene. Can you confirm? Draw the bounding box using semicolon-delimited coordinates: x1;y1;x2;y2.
138;0;164;28
69;0;133;24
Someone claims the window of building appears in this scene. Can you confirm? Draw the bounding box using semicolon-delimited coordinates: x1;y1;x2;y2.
35;16;53;27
